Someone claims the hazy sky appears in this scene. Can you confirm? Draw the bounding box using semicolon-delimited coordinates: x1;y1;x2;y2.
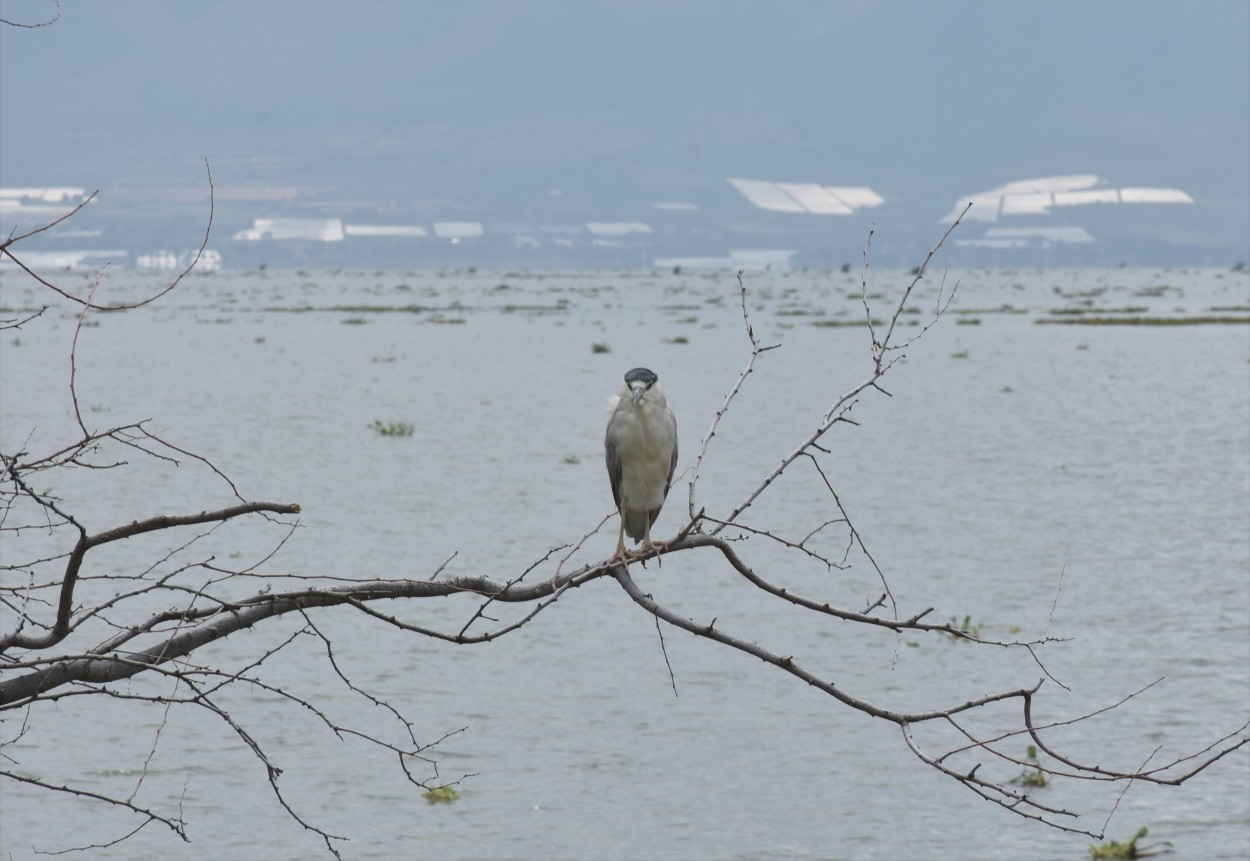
1;0;1248;254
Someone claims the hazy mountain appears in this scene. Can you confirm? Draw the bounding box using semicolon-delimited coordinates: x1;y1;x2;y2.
2;0;1247;268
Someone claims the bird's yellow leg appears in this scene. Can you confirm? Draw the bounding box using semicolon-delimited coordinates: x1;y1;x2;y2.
611;514;631;563
641;519;670;558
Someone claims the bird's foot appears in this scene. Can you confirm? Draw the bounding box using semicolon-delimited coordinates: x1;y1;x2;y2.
639;539;670;565
610;540;669;568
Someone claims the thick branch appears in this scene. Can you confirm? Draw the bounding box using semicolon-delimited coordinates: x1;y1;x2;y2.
0;502;301;653
0;562;621;707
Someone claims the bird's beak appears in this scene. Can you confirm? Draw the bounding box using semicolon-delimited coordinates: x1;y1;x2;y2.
631;385;646;406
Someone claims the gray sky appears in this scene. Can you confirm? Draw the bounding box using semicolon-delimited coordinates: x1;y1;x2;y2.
2;0;1248;262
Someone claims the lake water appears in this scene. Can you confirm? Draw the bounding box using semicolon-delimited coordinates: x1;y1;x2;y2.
1;266;1248;860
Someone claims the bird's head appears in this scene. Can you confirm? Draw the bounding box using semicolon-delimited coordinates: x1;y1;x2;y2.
623;367;660;407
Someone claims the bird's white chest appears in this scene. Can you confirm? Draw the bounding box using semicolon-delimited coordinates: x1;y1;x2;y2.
613;402;675;508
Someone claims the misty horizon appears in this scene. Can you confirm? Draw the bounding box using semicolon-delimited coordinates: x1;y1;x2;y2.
1;0;1247;269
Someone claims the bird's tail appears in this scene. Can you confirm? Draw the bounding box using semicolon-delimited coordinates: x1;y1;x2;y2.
623;508;657;543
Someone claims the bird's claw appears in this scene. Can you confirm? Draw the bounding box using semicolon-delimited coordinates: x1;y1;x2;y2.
609;541;666;566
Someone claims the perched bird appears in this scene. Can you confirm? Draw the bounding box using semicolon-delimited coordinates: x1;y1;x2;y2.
605;367;678;559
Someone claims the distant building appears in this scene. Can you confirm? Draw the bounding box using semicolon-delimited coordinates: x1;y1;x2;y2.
942;175;1194;223
232;218;346;242
432;222;484;241
0;187;91;222
135;250;222;271
943;175;1196;256
0;250;126;269
728;178;885;215
136;251;179;269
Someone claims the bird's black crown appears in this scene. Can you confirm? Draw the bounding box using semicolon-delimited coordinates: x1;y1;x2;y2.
624;367;658;385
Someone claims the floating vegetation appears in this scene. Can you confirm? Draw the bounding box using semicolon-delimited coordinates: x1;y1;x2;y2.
813;318;883;328
1037;316;1250;326
1054;286;1109;298
951;305;1027;315
665;335;690;344
1011;745;1048;788
370;421;415;438
261;304;436;314
591;342;611;354
500;303;569;315
950;350;969;359
341;317;367;325
1047;306;1149;316
423;786;462;804
335;304;429;314
1089;826;1171;859
945;614;982;639
562;454;581;465
956;318;981;325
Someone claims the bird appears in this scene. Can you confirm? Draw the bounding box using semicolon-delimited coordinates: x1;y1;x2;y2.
605;367;678;560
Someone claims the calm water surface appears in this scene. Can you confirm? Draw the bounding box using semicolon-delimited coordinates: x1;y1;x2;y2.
1;267;1248;860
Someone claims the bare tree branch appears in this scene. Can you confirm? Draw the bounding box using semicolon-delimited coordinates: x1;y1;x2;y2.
0;502;301;654
686;269;780;520
0;160;214;311
0;0;61;28
3;181;1245;857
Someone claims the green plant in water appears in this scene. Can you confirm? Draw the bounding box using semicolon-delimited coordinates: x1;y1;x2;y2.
1089;826;1171;859
1011;744;1048;787
423;786;461;804
945;614;982;640
370;420;415;438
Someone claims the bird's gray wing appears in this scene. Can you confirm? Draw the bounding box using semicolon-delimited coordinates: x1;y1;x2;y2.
664;407;678;496
640;409;678;540
605;424;623;510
